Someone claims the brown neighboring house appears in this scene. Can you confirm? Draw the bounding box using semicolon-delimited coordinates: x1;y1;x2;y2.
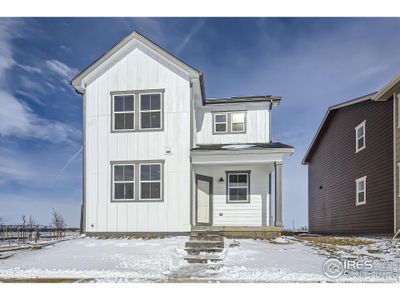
303;75;400;234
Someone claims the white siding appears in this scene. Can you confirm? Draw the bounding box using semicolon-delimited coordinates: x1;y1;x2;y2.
195;104;270;145
194;164;273;226
85;45;191;233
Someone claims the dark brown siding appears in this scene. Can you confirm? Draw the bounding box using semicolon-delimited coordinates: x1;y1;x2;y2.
308;99;394;234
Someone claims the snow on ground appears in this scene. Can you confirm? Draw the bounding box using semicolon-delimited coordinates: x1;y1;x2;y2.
0;235;399;282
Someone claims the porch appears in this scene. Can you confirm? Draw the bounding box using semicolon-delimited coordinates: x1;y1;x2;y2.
190;142;294;234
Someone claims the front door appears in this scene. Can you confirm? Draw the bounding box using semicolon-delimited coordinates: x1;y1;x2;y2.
196;175;213;225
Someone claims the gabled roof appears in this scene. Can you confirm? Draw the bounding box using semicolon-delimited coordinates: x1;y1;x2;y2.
70;30;202;94
372;74;400;101
302;92;377;164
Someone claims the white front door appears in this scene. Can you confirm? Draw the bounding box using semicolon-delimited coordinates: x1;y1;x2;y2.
196;176;212;225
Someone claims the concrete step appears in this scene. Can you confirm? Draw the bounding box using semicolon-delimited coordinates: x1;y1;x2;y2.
185;240;224;249
184;255;222;264
185;247;224;255
189;234;223;241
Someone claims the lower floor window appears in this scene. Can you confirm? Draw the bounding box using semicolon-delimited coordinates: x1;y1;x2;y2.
140;163;162;200
111;161;163;202
226;171;250;203
355;176;367;205
113;164;134;200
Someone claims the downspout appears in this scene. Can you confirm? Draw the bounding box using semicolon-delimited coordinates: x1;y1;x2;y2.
189;78;194;227
269;100;273;226
394;93;397;234
81;91;87;234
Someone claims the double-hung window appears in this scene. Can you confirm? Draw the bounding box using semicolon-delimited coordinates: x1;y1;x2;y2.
113;94;135;130
355;176;367;206
112;164;135;201
140;163;162;200
355;121;366;152
226;171;250;203
111;90;163;132
111;161;163;202
214;113;228;133
213;111;246;134
140;93;162;130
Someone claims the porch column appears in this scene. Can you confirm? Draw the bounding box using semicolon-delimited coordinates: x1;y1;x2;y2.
274;161;283;227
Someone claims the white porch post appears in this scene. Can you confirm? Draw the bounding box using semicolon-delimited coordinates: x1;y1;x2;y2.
274;162;283;227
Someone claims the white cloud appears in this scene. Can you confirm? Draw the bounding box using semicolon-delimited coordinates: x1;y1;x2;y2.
17;63;42;74
0;19;75;142
45;59;78;81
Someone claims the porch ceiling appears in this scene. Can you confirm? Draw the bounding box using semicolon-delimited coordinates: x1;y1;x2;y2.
190;143;293;165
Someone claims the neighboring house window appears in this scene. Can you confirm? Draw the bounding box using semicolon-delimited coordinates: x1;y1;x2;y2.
226;171;250;203
140;93;162;130
213;111;246;134
355;176;367;205
112;164;134;201
214;113;228;133
355;121;366;152
113;94;135;131
140;163;162;200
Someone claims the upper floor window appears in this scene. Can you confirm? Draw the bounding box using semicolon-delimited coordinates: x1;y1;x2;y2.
213;111;246;134
113;94;135;131
355;176;367;205
140;93;162;130
226;171;250;203
111;89;164;132
355;120;366;153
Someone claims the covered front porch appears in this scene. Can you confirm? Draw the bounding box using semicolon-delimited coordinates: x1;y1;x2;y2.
190;143;293;238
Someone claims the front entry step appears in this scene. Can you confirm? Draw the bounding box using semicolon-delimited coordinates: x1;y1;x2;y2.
184;230;225;264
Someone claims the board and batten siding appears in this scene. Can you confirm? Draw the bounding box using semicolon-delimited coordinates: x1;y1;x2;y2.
195;104;270;145
85;46;191;233
194;164;273;226
308;99;394;234
395;93;400;232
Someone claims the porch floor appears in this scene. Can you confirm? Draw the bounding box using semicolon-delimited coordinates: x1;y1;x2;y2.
191;225;282;239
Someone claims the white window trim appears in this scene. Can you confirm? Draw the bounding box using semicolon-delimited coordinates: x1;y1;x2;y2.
230;112;246;133
355;120;366;153
397;96;400;129
139;92;163;130
112;163;135;201
139;163;163;201
355;176;367;206
227;172;250;203
213;113;228;133
112;94;135;132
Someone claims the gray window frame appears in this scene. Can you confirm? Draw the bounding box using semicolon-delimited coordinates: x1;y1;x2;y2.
226;170;251;203
110;160;164;203
139;92;163;131
213;111;247;134
111;163;135;202
111;93;135;132
110;89;165;133
139;162;163;201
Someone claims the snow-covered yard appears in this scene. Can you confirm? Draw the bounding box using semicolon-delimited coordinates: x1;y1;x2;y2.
0;235;399;282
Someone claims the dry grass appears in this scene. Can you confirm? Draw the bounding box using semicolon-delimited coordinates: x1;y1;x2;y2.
296;236;373;247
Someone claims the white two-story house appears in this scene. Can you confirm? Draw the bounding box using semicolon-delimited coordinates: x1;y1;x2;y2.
71;31;293;237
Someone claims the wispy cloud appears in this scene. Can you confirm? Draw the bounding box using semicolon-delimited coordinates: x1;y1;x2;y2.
0;18;75;142
175;19;206;55
45;59;78;81
17;63;42;74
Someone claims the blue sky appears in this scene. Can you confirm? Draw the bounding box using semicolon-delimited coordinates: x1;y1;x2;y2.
1;17;400;228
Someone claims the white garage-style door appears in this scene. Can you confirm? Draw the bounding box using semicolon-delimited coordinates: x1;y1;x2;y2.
196;175;212;225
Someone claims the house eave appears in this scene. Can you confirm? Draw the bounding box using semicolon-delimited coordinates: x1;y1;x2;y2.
372;74;400;101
